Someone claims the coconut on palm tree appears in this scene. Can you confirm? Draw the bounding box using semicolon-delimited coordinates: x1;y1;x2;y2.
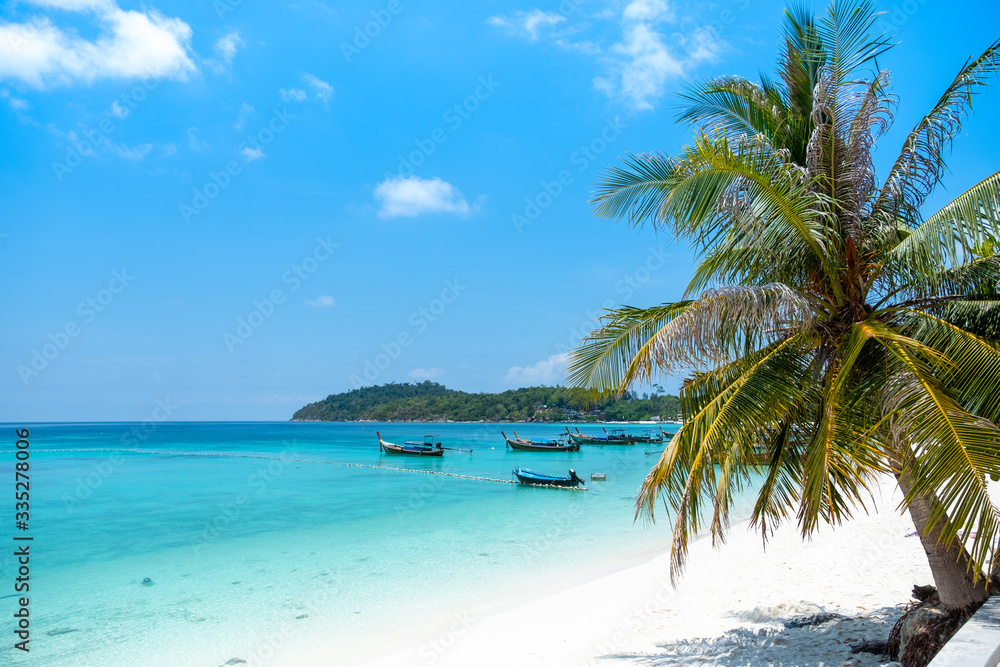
569;1;1000;610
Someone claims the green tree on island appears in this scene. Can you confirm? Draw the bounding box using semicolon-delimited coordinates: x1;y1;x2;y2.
570;1;1000;609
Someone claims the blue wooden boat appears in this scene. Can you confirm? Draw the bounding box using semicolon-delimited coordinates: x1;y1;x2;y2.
513;467;586;487
377;432;444;456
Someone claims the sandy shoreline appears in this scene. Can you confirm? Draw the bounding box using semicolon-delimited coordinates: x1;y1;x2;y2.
341;477;930;667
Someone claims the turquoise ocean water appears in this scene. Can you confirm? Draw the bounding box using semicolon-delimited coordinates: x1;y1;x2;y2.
0;422;755;666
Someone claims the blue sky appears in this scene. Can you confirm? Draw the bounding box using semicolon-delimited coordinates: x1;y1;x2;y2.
1;0;999;421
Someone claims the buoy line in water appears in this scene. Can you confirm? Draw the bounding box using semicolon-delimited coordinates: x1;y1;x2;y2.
38;448;587;489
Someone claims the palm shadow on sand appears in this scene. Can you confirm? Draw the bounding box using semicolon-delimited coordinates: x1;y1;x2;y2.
597;606;903;666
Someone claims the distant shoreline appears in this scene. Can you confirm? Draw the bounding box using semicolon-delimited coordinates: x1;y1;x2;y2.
288;418;678;425
291;382;682;423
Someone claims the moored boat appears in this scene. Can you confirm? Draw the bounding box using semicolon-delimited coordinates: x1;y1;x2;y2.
512;467;586;488
502;431;580;452
565;427;635;445
628;428;664;444
377;432;444;456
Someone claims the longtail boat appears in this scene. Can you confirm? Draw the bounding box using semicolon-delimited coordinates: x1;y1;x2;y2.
565;427;634;445
377;432;444;456
629;429;664;444
513;467;586;488
502;431;580;452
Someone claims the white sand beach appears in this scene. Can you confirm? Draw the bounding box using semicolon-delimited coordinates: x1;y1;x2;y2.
349;477;931;667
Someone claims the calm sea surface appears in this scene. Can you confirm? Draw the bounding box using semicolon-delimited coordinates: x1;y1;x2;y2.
0;421;755;666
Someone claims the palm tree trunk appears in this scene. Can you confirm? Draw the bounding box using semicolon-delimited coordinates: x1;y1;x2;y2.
895;459;991;609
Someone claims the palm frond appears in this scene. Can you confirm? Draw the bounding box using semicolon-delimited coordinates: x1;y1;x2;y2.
567;302;693;397
905;311;1000;423
637;336;812;582
816;0;892;82
568;285;816;398
875;41;1000;226
880;341;1000;579
878;170;1000;295
675;77;797;157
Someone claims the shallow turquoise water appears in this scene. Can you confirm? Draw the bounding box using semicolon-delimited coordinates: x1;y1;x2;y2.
0;422;754;666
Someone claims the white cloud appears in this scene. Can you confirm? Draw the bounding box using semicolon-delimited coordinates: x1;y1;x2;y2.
622;0;671;22
109;100;128;118
214;31;242;65
163;142;177;156
373;176;473;219
505;353;570;385
234;102;254;130
187;126;209;150
32;0;115;9
49;121;158;159
0;1;197;88
303;73;332;106
604;23;684;110
409;368;445;379
487;9;566;41
280;88;307;102
206;30;242;73
489;1;720;110
114;142;153;159
306;295;335;307
1;89;29;111
241;146;265;161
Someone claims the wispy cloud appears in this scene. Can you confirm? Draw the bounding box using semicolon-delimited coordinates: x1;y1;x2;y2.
1;90;30;111
1;89;34;123
373;176;474;219
487;9;566;41
0;0;197;88
234;102;255;130
216;31;242;64
109;100;128;118
280;88;307;102
303;73;333;107
207;30;243;73
596;1;719;111
505;353;569;385
241;146;265;161
187;127;209;151
48;121;154;160
114;142;153;159
306;295;335;307
488;0;720;111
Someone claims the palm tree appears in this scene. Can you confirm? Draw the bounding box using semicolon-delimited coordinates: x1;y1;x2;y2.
569;0;1000;609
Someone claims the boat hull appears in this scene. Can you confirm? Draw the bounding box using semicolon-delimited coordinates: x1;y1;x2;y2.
381;443;443;456
513;467;585;487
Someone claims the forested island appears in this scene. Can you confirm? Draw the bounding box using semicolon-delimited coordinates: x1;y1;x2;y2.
291;382;681;422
